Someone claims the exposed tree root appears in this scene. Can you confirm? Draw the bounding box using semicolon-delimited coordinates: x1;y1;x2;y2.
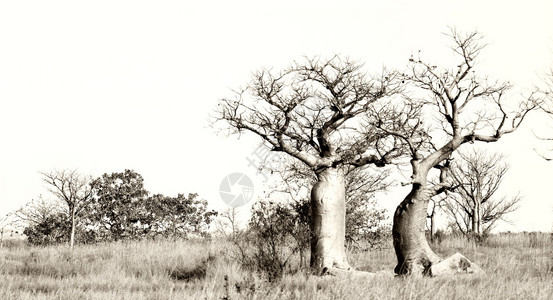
317;253;484;279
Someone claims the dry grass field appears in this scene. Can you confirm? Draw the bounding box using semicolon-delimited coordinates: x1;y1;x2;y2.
0;233;552;300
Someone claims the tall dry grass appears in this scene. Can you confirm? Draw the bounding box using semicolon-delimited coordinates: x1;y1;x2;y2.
0;233;551;299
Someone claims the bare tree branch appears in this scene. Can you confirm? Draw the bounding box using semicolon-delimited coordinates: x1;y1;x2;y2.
15;195;63;226
213;56;406;170
444;149;520;236
40;169;93;249
386;29;540;274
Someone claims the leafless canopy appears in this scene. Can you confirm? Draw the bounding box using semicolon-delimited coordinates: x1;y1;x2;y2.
443;149;521;235
539;66;553;113
41;169;94;248
534;66;553;160
214;56;405;172
41;169;93;218
371;29;542;195
15;195;63;226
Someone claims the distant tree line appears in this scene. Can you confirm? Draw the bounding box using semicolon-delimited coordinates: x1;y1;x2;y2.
17;169;217;246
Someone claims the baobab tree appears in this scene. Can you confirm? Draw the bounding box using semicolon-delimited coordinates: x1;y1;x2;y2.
214;56;403;272
41;169;93;249
443;150;521;238
266;157;392;247
371;30;541;275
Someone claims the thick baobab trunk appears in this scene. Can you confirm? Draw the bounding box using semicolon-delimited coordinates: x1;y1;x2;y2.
310;167;349;271
393;185;440;275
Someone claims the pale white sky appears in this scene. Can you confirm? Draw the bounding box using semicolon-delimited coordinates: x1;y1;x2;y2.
1;1;552;231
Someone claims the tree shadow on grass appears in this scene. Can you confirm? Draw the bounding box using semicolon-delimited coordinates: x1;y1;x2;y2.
167;254;215;282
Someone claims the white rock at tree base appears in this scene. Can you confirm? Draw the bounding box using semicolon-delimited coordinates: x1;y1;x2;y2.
430;252;486;277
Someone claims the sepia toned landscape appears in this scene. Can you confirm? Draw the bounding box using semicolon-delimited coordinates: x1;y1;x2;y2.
0;233;552;299
1;1;553;299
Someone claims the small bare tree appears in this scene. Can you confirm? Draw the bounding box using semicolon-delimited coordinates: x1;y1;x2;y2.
371;30;541;275
0;212;18;248
215;207;241;237
15;195;62;226
214;56;404;272
41;169;93;249
427;196;446;243
443;150;521;238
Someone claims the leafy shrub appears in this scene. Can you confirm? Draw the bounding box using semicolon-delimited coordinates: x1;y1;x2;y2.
144;193;218;239
23;213;70;246
23;213;98;246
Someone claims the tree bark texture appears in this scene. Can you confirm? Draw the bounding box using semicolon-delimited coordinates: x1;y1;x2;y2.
70;210;76;250
472;208;478;235
471;202;482;236
393;185;440;275
310;167;349;271
429;213;436;243
475;202;482;236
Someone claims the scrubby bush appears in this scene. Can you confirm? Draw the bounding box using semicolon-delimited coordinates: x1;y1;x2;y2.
230;200;309;281
230;197;389;280
23;213;70;246
144;193;218;239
